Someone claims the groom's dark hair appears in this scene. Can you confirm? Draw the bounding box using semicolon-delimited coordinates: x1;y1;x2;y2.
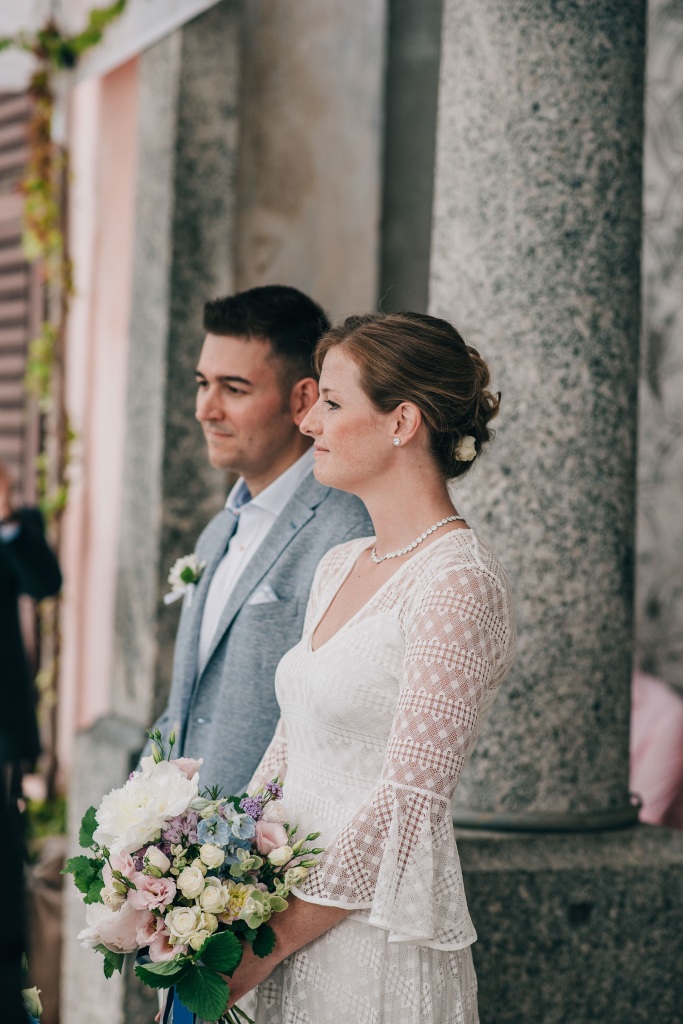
203;285;330;392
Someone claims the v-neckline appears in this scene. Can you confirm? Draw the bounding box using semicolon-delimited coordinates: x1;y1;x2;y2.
308;529;472;655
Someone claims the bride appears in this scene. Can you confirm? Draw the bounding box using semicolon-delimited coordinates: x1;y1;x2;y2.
226;310;516;1023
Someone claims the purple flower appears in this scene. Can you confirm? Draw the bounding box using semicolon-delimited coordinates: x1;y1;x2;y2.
239;797;264;821
265;782;283;800
162;811;200;845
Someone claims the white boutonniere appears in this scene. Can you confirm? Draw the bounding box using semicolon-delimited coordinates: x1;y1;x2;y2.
164;554;206;607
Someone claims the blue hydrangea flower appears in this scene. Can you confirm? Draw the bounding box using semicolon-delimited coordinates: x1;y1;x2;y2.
225;811;256;841
222;835;253;864
197;814;231;846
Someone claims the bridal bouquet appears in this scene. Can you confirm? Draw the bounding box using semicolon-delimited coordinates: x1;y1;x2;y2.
65;729;322;1023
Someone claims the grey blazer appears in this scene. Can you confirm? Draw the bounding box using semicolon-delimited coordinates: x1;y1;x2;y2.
150;472;372;796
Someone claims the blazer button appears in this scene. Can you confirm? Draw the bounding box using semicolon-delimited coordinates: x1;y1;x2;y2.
196;716;207;724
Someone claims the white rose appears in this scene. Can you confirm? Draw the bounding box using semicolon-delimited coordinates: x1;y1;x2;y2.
199;844;225;870
199;911;218;935
268;845;293;867
176;864;206;899
188;930;210;951
102;885;127;911
144;846;171;876
192;857;208;876
165;905;202;943
198;878;227;913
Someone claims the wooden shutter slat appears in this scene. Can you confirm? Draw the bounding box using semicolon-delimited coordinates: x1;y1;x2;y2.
0;94;31;122
0;120;27;151
0;407;24;430
0;326;26;346
0;298;28;322
0;248;26;272
0;270;29;295
0;379;24;404
0;352;27;376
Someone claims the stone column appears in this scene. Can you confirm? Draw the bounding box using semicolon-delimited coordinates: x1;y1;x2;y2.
430;2;683;1021
61;5;239;1023
431;0;644;828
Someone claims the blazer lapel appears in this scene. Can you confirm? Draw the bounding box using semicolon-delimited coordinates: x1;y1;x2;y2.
179;507;237;703
199;474;326;673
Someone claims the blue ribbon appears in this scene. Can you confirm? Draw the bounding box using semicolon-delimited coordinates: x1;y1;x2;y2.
172;990;196;1024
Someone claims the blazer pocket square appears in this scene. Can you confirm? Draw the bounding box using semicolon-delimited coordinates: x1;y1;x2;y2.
247;584;281;606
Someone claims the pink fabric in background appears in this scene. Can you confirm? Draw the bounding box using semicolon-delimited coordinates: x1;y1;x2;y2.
630;670;683;830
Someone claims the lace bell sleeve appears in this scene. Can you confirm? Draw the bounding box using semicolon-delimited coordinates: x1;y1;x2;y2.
293;558;515;949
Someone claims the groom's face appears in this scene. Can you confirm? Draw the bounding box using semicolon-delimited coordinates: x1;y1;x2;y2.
195;333;300;478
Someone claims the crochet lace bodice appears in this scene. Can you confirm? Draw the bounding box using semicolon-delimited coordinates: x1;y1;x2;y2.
251;529;516;950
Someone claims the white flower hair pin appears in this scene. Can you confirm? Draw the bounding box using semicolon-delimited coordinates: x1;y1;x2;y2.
164;554;206;607
455;435;477;462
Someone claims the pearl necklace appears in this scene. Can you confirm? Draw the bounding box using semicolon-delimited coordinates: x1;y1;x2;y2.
370;515;465;564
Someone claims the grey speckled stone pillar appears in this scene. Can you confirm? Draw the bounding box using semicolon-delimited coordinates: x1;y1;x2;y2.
431;0;645;825
62;7;239;1024
431;6;683;1021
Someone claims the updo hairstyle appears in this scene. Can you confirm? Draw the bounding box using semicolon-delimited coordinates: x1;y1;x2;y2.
314;311;500;479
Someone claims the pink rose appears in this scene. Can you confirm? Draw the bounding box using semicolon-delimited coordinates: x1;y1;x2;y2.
255;820;288;855
170;757;203;780
95;902;144;953
148;920;184;963
102;852;137;889
135;910;157;946
128;875;177;911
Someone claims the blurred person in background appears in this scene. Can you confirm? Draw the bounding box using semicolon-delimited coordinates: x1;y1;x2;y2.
0;458;62;777
0;458;60;1022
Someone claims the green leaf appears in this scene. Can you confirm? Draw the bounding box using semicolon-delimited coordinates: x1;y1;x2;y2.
95;945;124;980
175;965;229;1022
199;931;243;975
63;855;103;897
251;924;276;959
79;806;99;848
84;876;105;904
135;960;190;990
63;854;92;877
137;956;189;978
269;896;288;913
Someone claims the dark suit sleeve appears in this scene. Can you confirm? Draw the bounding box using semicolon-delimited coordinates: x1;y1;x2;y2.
0;508;62;600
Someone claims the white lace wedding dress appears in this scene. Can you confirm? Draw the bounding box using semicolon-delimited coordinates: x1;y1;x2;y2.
248;529;516;1024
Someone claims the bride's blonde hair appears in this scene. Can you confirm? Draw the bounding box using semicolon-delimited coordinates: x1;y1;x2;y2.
314;311;500;479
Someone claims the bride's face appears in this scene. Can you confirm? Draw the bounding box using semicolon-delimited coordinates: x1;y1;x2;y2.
300;346;397;494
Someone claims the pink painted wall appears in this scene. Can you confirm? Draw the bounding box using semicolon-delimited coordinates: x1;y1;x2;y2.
58;58;139;775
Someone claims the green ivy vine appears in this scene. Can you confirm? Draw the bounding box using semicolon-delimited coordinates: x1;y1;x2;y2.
0;2;127;799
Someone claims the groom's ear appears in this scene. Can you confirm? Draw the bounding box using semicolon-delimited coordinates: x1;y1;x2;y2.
290;377;319;425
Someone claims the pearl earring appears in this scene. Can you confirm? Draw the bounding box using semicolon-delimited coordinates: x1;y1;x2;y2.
392;438;400;447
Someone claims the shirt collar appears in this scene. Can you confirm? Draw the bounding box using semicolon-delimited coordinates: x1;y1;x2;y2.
225;447;315;518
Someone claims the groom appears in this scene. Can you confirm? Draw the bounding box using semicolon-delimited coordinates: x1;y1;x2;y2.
149;285;371;796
